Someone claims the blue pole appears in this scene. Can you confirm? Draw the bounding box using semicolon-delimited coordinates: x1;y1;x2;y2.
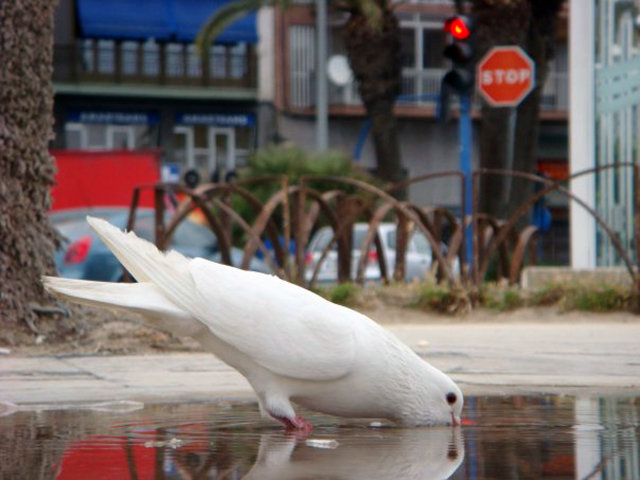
354;94;438;162
354;118;372;161
459;95;473;267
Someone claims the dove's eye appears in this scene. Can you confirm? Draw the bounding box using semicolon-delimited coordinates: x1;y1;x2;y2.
446;392;457;405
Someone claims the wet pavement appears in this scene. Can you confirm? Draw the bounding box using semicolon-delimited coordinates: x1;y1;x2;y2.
1;322;639;406
0;395;638;479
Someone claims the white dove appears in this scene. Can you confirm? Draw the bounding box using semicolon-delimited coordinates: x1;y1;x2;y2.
44;217;463;431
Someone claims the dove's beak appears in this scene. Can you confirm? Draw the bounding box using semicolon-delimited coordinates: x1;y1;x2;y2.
451;413;460;426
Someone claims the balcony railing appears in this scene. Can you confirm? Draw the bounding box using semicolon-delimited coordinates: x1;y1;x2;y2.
54;40;256;89
319;68;568;111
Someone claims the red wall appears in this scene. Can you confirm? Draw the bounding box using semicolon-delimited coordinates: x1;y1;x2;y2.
50;150;160;211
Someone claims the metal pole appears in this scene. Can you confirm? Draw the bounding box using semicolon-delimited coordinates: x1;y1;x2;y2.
315;0;328;151
460;94;473;267
503;107;517;203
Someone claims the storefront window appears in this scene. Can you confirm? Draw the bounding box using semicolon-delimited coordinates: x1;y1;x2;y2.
594;0;640;265
172;113;255;183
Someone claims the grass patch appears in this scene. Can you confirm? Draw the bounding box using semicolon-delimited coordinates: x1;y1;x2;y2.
407;282;470;314
315;279;634;314
481;286;524;311
528;283;566;306
404;279;633;314
525;282;630;312
326;283;361;307
568;285;629;312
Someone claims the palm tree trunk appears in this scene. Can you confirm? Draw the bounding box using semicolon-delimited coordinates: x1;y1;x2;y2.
0;0;59;333
343;7;405;188
473;0;563;225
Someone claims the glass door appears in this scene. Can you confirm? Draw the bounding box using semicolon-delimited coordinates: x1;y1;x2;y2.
106;126;134;149
173;125;236;183
208;127;236;181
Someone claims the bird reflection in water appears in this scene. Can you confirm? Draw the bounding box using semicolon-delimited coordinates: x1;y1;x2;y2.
243;427;464;480
123;425;464;480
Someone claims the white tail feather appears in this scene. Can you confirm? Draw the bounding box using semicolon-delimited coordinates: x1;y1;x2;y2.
43;276;204;336
85;216;203;317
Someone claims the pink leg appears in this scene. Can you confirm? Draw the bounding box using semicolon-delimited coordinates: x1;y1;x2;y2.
272;413;314;433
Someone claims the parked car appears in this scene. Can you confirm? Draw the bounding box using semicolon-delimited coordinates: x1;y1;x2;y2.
304;222;459;284
50;207;269;281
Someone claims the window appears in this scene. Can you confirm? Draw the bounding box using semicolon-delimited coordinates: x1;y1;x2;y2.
398;14;447;101
81;39;95;72
230;43;248;79
210;45;227;78
310;228;333;252
289;25;315;107
399;17;445;70
412;233;431;255
97;40;115;74
106;126;135;149
166;43;185;77
186;44;201;78
65;124;86;149
121;41;138;76
142;40;160;76
422;30;446;68
400;28;416;68
64;123;149;150
87;125;107;149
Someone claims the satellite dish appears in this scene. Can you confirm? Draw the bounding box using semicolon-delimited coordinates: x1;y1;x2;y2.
327;55;353;86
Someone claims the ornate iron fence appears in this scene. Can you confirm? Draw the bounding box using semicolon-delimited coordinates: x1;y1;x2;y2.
125;164;640;306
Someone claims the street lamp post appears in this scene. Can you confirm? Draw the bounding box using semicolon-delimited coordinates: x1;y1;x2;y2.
315;0;328;151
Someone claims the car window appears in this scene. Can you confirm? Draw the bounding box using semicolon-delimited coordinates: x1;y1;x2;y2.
352;229;366;250
311;228;333;252
386;230;420;253
353;227;382;251
133;214;217;249
412;232;432;255
386;231;396;250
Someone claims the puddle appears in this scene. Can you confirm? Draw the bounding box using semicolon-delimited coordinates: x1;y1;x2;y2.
0;395;637;479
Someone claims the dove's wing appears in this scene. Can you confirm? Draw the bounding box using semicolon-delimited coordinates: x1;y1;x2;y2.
188;259;358;381
85;216;358;381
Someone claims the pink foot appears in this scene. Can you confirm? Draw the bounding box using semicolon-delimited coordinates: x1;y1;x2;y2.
273;414;314;434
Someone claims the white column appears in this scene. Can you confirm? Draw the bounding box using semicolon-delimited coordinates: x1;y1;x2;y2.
315;0;328;151
569;0;597;268
257;7;275;103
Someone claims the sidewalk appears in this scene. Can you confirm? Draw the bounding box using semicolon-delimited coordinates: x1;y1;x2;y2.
1;322;639;407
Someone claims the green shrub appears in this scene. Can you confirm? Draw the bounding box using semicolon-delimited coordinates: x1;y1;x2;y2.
527;282;630;312
409;282;463;312
480;285;523;311
240;143;377;194
328;283;361;306
227;143;381;245
528;282;566;306
571;286;628;312
502;289;523;310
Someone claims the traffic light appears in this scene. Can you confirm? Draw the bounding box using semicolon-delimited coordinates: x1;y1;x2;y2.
441;15;475;95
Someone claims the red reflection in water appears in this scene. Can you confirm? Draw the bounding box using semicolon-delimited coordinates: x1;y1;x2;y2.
57;438;155;480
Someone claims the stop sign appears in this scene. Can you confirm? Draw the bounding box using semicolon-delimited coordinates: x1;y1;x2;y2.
477;46;535;107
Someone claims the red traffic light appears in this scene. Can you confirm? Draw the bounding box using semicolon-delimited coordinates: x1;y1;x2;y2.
444;17;470;40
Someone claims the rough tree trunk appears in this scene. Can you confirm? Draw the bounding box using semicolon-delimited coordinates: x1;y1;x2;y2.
473;0;563;223
343;7;404;188
0;0;59;335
